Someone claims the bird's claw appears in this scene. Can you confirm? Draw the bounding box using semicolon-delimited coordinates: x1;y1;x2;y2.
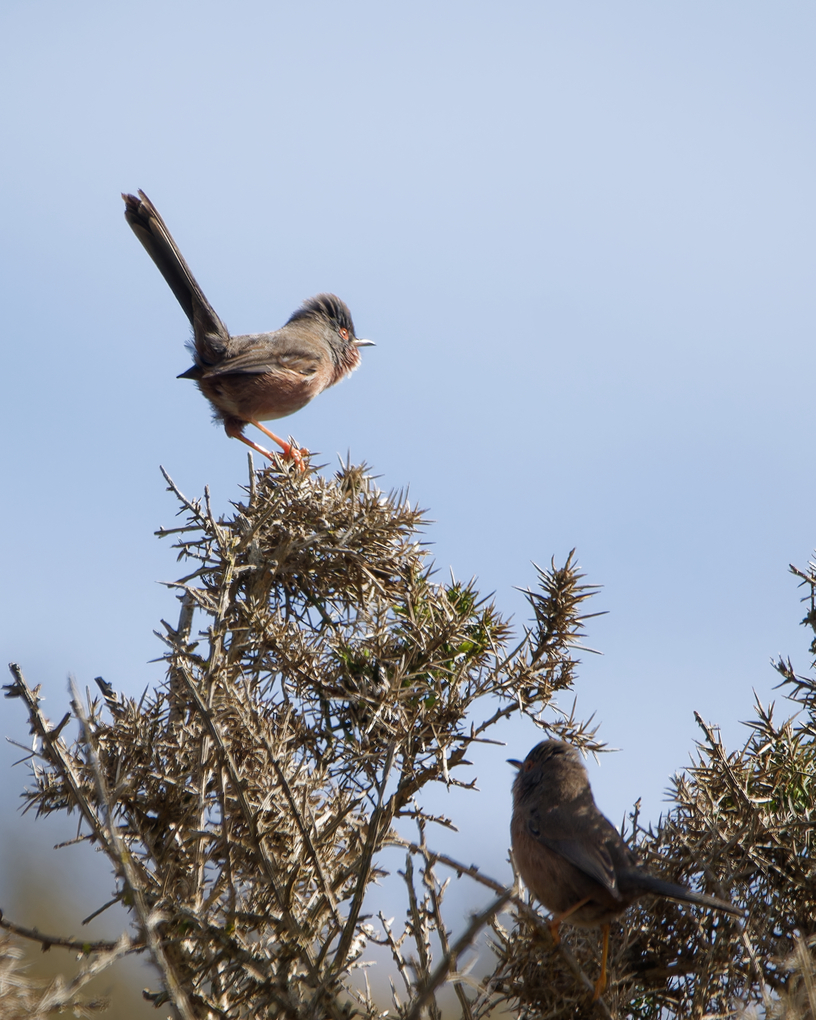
278;443;309;473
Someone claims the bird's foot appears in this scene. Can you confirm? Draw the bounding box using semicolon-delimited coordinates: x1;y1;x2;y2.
276;441;309;472
250;421;308;472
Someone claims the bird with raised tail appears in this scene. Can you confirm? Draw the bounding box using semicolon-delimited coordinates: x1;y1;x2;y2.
123;190;373;469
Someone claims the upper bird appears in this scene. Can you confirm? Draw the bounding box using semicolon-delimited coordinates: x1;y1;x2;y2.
510;739;742;998
122;190;373;468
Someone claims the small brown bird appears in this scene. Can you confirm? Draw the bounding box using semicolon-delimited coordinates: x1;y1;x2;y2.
509;739;742;999
123;190;373;468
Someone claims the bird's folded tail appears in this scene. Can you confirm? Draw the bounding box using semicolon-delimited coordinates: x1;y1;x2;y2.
122;190;227;346
620;870;744;916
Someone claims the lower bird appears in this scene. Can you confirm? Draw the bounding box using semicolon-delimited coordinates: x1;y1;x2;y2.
509;739;743;999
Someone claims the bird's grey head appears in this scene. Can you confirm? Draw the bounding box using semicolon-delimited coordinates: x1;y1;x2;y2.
508;739;584;799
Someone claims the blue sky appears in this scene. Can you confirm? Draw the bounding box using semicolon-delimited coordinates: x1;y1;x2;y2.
1;0;814;958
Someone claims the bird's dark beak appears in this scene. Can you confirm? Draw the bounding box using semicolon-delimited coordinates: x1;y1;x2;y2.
507;758;523;770
354;338;375;347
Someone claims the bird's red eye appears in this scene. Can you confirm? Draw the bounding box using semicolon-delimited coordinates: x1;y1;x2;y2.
338;327;349;341
524;760;535;772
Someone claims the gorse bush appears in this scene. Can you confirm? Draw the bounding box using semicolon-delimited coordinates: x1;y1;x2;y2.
3;461;815;1019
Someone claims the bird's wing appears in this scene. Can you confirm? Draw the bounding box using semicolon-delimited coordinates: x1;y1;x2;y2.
527;805;620;896
199;339;323;378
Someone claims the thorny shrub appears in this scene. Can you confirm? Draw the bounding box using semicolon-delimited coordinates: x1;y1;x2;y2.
3;462;815;1019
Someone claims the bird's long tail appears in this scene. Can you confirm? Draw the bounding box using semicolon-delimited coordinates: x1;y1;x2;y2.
621;870;743;916
122;190;226;346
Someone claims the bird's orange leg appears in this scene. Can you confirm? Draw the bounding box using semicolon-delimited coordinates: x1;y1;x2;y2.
249;419;308;471
229;430;278;462
592;923;611;1001
547;897;591;945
